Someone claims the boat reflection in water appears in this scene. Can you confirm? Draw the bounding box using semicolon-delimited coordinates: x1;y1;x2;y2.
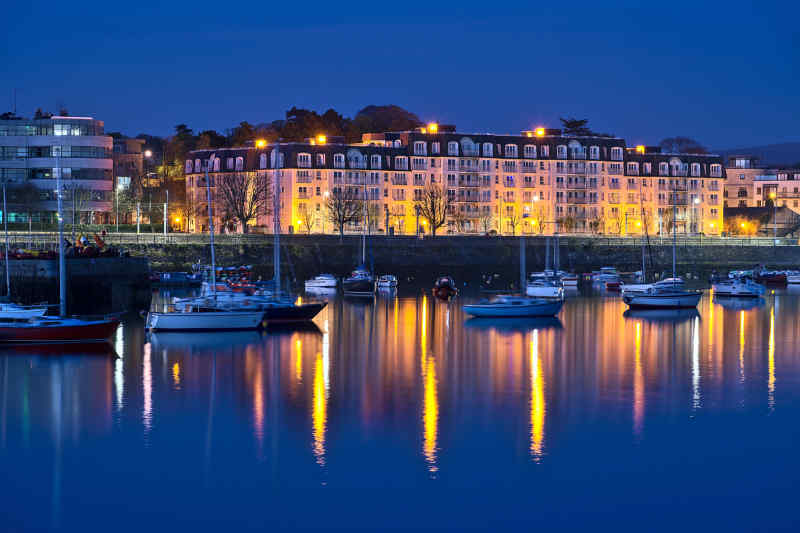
464;316;563;332
715;297;766;311
623;308;700;323
149;330;265;350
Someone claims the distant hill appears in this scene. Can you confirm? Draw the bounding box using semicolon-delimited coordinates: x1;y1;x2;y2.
716;142;800;167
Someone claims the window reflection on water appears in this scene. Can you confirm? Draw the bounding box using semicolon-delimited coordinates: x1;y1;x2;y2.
1;290;798;491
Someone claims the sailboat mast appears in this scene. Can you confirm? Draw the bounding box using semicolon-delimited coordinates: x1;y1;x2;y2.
205;159;216;297
672;180;677;282
273;141;281;296
3;181;9;297
361;174;366;264
56;154;66;316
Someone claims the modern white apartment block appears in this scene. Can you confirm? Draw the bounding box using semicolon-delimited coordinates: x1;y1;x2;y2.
0;114;113;223
185;126;725;236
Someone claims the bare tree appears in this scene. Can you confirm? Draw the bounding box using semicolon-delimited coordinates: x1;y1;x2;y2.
216;171;272;233
414;182;449;236
325;188;362;239
479;210;495;235
450;207;467;234
11;182;40;243
299;208;319;234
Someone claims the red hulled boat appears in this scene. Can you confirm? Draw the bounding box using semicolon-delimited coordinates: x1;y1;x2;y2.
0;317;121;344
432;276;458;299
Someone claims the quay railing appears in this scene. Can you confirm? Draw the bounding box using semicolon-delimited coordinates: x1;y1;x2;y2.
4;231;799;248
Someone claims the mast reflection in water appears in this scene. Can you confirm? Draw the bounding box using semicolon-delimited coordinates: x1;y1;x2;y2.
1;291;800;531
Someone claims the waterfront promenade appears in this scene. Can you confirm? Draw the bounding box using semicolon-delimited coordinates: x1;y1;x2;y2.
4;232;797;286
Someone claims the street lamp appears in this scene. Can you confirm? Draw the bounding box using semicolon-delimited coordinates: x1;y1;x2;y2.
770;191;777;242
693;196;700;235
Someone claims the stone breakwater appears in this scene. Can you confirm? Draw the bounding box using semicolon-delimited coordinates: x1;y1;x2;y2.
124;235;800;287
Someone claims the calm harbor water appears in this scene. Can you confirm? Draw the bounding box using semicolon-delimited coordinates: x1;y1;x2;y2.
2;287;800;531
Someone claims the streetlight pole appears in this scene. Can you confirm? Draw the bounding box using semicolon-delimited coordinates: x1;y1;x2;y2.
771;192;777;244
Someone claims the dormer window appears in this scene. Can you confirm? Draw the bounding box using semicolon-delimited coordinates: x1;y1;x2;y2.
691;163;701;177
371;154;382;169
589;146;599;160
185;160;193;173
333;153;345;168
482;143;493;157
316;153;325;166
297;153;312;168
504;144;518;158
259;154;267;169
431;142;440;154
448;142;459;156
226;157;233;170
235;156;244;171
556;145;567;159
413;141;426;156
524;145;536;158
610;147;623;161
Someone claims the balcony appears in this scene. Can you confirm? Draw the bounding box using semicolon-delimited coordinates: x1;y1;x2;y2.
458;179;481;187
567;179;596;189
658;183;688;192
297;192;312;199
391;178;407;186
296;176;313;183
608;182;621;189
566;163;587;174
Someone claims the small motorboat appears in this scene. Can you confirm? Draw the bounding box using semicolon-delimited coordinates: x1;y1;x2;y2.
152;271;202;287
713;278;765;298
622;277;686;293
755;270;787;285
526;274;564;299
622;286;702;309
376;275;398;289
305;274;338;290
463;295;563;318
591;267;621;291
786;271;800;284
342;266;375;295
0;316;121;344
432;276;458;299
558;271;579;287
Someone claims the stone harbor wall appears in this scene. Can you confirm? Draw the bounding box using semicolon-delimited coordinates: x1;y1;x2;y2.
121;236;800;290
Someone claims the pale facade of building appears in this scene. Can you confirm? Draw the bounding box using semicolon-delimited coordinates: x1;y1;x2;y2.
185;128;725;236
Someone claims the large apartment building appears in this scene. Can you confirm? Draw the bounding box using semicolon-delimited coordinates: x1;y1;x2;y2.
0;114;114;223
185;126;725;236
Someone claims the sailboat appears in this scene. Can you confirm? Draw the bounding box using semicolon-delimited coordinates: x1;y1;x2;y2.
0;155;121;344
146;153;268;332
343;184;375;295
622;181;701;309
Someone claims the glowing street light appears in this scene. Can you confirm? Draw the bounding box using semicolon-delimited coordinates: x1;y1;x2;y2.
427;123;438;134
255;139;267;149
316;135;327;145
144;149;152;158
534;127;545;137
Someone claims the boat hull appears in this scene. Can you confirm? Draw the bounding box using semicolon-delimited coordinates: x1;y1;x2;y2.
622;292;702;309
343;279;374;294
0;318;120;344
262;303;326;323
463;300;563;318
712;284;762;298
525;286;564;298
146;311;265;331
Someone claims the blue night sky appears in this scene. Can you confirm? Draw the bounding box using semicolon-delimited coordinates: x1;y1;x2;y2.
2;0;797;149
